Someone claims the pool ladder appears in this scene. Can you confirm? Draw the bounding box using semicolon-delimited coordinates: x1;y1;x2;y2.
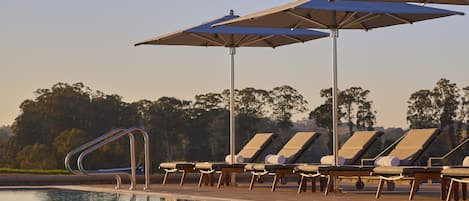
65;128;151;190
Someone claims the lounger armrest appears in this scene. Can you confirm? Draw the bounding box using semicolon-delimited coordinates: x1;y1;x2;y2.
361;158;375;166
427;157;444;167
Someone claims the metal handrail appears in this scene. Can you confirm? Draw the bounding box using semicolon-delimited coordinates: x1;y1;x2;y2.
77;129;137;189
427;137;469;167
65;128;125;174
65;128;151;190
360;131;408;166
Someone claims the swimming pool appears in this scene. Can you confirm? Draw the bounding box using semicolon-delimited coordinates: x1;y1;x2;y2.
0;188;190;201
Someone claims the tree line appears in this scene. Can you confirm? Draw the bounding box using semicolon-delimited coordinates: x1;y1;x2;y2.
0;78;467;170
407;78;469;157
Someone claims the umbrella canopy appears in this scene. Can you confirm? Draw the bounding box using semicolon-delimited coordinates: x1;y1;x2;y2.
360;0;469;6
135;13;329;47
135;11;329;166
214;0;463;30
215;0;463;166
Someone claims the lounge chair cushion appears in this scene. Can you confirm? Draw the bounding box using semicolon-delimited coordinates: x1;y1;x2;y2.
295;164;321;172
373;166;441;175
340;131;378;149
442;167;469;177
338;131;381;163
277;132;317;162
160;161;194;169
238;133;274;160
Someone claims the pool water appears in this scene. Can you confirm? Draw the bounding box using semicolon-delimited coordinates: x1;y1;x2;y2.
0;189;170;201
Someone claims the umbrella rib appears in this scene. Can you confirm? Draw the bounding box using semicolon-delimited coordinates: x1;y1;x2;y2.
218;34;231;46
235;35;250;47
242;35;275;47
188;33;225;46
285;10;329;29
338;12;359;28
385;13;413;24
282;35;303;43
340;13;380;29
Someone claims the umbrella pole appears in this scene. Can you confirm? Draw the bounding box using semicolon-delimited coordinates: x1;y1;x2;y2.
331;28;340;191
331;29;339;166
229;47;237;186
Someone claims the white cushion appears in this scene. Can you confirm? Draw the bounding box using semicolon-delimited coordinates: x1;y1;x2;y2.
375;156;400;167
225;155;245;164
320;155;345;165
264;154;286;164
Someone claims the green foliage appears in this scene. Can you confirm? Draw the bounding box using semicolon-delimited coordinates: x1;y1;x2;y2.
433;78;460;128
310;86;376;134
0;168;68;174
407;89;438;129
53;128;88;166
16;143;57;169
0;125;12;143
269;85;308;129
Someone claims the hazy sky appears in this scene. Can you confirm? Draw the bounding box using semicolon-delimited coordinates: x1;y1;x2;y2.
1;0;468;128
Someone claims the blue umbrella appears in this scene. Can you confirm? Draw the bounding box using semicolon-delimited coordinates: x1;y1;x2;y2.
135;10;329;166
215;0;464;166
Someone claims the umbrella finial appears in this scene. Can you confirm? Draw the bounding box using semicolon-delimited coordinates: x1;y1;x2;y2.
229;9;234;15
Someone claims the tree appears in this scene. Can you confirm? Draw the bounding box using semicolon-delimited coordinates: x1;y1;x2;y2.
407;89;438;129
16;143;57;169
461;87;469;131
53;128;88;166
354;89;376;131
433;78;460;128
0;125;12;143
341;87;376;133
269;85;308;129
147;97;190;162
236;88;270;117
309;103;333;132
311;87;375;134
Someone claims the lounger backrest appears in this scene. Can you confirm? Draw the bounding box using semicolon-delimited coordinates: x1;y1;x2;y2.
277;132;319;163
237;133;275;162
339;131;382;164
387;128;439;165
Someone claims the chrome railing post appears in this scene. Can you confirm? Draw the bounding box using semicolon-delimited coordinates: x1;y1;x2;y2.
128;133;137;190
65;127;151;190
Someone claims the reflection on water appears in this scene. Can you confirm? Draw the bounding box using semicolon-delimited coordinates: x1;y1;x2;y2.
0;189;168;201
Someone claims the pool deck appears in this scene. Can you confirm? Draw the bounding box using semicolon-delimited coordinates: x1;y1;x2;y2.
50;179;447;201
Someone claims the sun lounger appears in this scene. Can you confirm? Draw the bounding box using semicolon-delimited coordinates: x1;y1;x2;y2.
194;132;276;188
245;131;321;192
442;167;469;201
371;128;441;200
294;131;383;193
160;132;275;186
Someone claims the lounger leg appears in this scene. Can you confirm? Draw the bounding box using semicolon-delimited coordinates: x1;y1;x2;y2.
446;179;454;201
249;174;256;191
455;182;460;201
409;179;418;200
325;176;332;196
180;171;186;186
320;176;326;192
312;177;316;192
376;178;385;199
272;174;280;192
163;171;169;185
442;177;448;200
210;172;215;186
198;173;204;187
298;176;305;194
462;183;467;200
217;171;224;189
